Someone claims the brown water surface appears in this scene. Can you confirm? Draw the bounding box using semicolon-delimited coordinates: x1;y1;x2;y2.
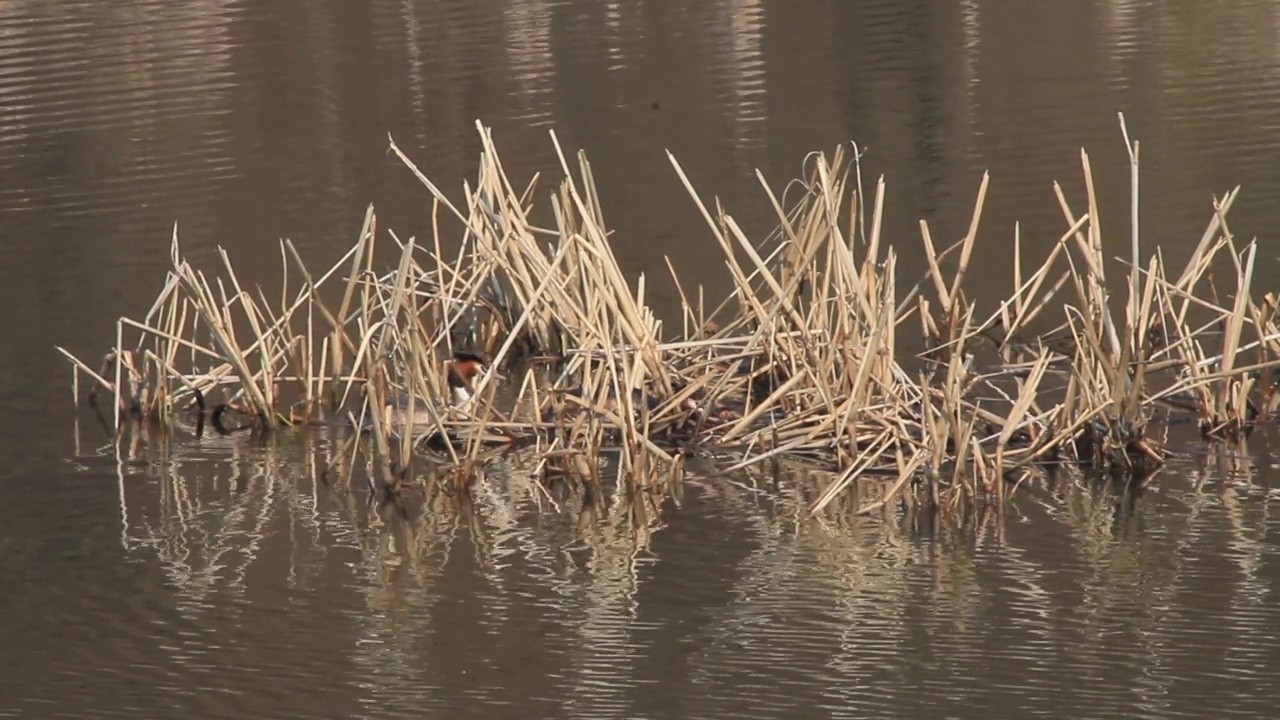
5;1;1280;718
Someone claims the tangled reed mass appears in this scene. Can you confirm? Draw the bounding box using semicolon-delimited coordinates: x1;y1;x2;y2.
60;118;1280;516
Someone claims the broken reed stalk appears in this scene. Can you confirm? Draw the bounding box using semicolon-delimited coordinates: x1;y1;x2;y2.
60;117;1280;517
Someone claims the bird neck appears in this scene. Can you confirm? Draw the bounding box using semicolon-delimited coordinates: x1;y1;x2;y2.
451;384;473;406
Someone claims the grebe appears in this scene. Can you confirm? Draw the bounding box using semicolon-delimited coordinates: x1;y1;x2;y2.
381;351;487;432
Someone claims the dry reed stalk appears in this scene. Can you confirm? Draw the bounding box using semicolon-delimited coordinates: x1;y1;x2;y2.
60;119;1280;519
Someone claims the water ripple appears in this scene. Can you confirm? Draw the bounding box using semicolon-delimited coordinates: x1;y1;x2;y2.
10;1;1280;718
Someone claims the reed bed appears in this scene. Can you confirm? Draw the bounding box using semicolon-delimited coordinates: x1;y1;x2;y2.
60;117;1280;516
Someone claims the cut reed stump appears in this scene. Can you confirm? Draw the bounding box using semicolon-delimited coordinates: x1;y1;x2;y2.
60;115;1280;515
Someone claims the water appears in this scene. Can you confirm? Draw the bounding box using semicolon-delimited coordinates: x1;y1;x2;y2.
5;1;1280;717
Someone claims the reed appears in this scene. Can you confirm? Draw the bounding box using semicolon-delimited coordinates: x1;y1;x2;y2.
61;116;1280;516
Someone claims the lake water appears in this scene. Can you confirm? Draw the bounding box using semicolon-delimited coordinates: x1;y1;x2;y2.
5;1;1280;718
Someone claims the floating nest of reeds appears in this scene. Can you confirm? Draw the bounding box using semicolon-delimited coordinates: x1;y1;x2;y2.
60;118;1280;515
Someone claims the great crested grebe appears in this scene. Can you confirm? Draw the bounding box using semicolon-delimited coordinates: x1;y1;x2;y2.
380;351;487;432
201;352;490;437
443;351;487;405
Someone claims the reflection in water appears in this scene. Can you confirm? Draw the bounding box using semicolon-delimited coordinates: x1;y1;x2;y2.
400;0;429;133
719;0;767;152
302;2;348;201
603;1;626;70
349;499;458;714
1099;0;1144;74
958;0;981;152
0;0;238;199
52;419;1280;719
562;497;647;720
504;0;555;128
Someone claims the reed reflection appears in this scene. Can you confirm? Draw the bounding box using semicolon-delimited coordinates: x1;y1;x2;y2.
719;0;767;152
64;409;1280;717
504;0;554;127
